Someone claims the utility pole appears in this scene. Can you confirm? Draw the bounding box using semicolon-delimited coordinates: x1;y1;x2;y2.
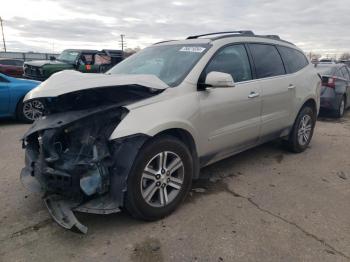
0;16;6;52
119;34;126;51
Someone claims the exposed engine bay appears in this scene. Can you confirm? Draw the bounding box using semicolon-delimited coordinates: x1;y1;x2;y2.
21;84;162;233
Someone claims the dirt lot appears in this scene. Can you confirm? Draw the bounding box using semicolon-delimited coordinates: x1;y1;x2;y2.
0;112;349;262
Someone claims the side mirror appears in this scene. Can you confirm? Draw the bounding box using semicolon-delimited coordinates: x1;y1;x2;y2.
49;56;56;61
205;71;235;88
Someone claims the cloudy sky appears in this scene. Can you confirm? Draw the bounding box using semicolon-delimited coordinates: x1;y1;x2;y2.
1;0;349;56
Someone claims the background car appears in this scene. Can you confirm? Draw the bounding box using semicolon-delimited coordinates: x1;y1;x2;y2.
0;58;24;78
339;60;350;67
316;63;350;117
318;58;336;64
23;49;124;81
0;73;42;123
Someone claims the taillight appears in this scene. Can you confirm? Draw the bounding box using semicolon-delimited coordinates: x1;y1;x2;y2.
322;77;336;88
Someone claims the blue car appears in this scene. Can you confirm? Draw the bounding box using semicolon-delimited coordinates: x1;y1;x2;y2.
0;73;42;123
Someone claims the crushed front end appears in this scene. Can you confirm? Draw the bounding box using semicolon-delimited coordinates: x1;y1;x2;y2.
20;84;160;233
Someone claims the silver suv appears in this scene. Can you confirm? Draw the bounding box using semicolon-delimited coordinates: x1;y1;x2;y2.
21;31;321;233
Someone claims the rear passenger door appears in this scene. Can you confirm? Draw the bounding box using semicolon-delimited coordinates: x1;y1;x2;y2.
248;43;292;138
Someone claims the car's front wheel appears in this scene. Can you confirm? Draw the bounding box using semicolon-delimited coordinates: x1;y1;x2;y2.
125;136;193;221
17;99;44;123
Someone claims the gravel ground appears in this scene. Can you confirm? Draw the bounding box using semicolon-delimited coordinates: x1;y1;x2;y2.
0;111;349;262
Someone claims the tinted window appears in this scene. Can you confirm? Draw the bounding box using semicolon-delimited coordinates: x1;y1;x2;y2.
278;46;308;73
0;60;11;65
205;44;252;82
0;60;23;66
14;60;24;66
341;67;350;80
249;44;285;78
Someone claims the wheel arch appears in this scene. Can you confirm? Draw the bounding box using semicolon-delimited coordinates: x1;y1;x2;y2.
152;128;200;179
15;95;25;120
301;98;318;119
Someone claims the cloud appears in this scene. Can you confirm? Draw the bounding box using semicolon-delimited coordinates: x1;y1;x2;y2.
2;0;350;55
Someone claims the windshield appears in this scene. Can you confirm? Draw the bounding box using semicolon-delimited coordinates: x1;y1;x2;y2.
316;65;335;75
107;44;210;86
57;50;79;63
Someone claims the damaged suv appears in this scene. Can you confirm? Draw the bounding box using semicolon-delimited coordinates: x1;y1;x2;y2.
21;31;321;233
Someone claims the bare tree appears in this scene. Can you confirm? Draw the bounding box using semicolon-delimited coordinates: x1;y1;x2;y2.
306;52;322;62
124;47;141;57
339;52;350;61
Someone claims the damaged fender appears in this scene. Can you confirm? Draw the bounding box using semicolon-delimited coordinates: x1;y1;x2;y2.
21;71;166;233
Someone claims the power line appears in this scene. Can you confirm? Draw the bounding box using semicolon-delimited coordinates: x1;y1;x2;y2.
0;16;6;52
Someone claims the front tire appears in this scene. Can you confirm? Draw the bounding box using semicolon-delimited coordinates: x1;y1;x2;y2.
125;136;193;221
17;99;44;123
285;106;316;153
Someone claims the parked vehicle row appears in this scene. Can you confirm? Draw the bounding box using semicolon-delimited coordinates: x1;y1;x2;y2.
23;49;124;81
20;31;321;233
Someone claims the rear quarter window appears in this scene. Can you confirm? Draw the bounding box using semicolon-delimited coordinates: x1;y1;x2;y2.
278;46;309;73
248;44;285;79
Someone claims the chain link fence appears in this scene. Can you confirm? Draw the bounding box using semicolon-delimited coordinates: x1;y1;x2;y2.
0;51;59;61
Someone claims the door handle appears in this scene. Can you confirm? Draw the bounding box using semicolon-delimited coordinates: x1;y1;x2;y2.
288;84;296;89
248;92;260;98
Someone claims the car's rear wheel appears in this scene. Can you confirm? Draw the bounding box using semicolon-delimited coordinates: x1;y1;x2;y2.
125;136;193;221
17;99;44;123
285;106;316;153
335;96;346;118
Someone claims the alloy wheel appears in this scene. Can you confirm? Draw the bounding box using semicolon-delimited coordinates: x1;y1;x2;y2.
140;151;184;207
297;114;312;146
22;100;44;121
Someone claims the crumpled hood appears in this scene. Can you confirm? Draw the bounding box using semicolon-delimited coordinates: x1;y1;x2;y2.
24;60;67;67
24;70;168;101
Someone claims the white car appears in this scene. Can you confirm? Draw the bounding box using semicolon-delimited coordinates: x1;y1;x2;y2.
21;31;321;233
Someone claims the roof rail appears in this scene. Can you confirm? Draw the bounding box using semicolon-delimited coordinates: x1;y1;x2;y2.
153;40;176;45
187;31;255;39
258;35;281;40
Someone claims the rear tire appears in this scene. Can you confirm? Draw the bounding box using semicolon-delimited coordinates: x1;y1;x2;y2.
125;135;193;221
335;96;346;118
285;106;316;153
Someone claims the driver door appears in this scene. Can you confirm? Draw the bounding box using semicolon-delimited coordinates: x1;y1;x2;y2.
0;75;10;115
198;44;262;161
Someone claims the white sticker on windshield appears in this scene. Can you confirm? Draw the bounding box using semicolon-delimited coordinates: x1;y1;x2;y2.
179;46;206;53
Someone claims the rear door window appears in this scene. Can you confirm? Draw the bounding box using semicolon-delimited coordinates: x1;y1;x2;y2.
205;44;252;83
248;44;285;78
278;46;309;73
